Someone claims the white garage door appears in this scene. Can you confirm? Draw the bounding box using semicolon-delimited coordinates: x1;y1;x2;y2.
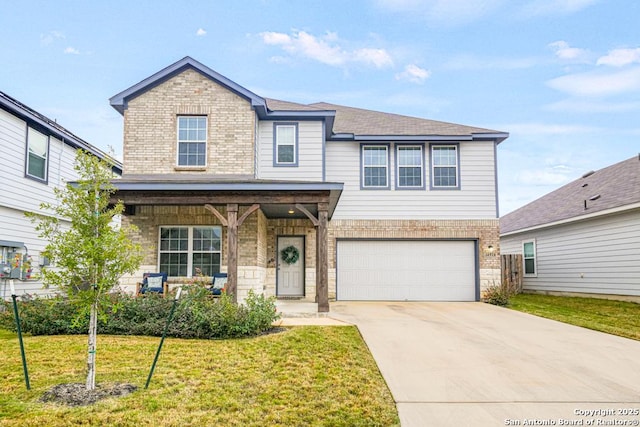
337;240;477;301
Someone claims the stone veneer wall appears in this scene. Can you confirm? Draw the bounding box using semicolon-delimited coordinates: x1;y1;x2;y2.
327;219;501;299
123;68;255;175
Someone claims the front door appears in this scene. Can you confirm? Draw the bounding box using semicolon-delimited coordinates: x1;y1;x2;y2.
277;236;304;297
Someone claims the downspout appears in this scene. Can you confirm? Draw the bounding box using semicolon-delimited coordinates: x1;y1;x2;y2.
254;112;259;178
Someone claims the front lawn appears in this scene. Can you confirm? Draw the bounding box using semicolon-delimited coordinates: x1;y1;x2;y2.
0;327;399;426
509;293;640;341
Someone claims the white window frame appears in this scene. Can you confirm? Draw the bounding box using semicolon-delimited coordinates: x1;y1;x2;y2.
361;144;390;189
176;116;207;167
25;126;49;182
522;240;537;277
396;144;424;189
274;123;298;166
430;144;460;189
158;226;222;277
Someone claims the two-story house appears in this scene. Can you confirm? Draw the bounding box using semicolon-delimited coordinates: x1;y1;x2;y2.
0;91;122;298
110;57;508;312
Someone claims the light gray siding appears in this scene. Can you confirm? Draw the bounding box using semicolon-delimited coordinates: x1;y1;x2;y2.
0;108;82;298
256;120;323;181
326;140;498;220
500;208;640;296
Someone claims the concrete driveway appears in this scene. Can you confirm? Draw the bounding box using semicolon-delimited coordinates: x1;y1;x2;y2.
330;302;640;427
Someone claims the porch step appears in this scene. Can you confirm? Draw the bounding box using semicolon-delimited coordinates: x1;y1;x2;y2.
275;301;329;318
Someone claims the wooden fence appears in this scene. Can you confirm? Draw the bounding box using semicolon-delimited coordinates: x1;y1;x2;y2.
501;254;523;294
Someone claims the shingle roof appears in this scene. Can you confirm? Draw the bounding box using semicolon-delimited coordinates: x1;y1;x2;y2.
265;98;327;112
500;155;640;234
310;102;504;137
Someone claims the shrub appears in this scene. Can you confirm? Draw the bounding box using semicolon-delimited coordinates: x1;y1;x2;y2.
482;282;517;306
0;287;281;339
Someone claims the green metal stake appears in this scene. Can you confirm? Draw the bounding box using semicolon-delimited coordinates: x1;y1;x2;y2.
145;287;182;389
10;280;30;390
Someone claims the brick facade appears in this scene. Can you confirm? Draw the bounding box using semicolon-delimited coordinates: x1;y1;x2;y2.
123;68;255;175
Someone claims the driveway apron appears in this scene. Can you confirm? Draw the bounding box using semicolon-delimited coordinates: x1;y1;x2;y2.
330;302;640;427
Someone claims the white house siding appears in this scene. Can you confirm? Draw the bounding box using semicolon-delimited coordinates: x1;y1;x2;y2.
325;140;498;220
0;107;80;298
500;208;640;297
256;120;324;181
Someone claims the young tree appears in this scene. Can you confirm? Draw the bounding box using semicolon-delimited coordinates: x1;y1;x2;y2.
28;150;142;390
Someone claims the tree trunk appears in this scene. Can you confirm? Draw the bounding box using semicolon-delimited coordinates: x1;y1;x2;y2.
86;299;98;390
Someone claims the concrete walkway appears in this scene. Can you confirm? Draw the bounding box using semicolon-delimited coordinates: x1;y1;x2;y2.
329;301;640;427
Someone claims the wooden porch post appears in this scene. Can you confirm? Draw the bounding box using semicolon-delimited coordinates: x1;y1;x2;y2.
226;204;239;303
317;203;329;312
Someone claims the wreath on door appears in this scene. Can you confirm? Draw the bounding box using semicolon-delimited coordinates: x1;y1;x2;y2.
280;245;300;265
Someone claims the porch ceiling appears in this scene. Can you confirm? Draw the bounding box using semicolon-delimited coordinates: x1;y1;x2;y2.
110;175;343;219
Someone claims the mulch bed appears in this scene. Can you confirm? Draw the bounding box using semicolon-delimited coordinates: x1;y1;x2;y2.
40;383;137;406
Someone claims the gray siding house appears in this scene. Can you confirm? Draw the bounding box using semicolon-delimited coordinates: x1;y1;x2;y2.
0;91;122;298
500;155;640;301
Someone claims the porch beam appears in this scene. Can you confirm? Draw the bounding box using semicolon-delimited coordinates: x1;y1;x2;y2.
237;204;260;227
112;191;330;205
204;204;228;226
226;204;239;303
294;203;319;226
316;202;329;312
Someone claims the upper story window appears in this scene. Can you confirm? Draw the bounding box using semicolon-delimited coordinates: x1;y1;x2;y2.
396;145;424;189
25;127;49;182
177;116;207;166
361;144;389;189
274;123;298;166
523;240;537;277
431;144;459;189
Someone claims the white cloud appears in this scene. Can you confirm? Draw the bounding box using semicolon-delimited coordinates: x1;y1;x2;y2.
548;40;591;63
546;67;640;97
395;64;431;84
260;30;393;69
40;30;64;46
597;47;640;67
64;47;80;55
376;0;504;26
196;28;207;36
522;0;598;16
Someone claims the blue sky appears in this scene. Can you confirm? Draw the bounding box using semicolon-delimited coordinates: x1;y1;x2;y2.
2;0;639;214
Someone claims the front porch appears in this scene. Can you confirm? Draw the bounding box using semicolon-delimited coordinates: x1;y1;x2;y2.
113;177;342;312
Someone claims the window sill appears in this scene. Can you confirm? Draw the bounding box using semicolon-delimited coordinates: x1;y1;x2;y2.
174;166;207;172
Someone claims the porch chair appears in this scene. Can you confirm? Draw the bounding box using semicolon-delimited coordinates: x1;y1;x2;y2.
210;273;228;296
136;272;169;296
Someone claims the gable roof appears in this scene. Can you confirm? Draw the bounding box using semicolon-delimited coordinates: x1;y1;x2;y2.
501;155;640;235
0;91;122;175
110;56;508;143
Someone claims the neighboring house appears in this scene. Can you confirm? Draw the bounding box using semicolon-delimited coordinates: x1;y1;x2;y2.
110;56;508;311
500;155;640;301
0;91;122;299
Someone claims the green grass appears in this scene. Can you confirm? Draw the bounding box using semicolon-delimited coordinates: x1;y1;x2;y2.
0;327;399;426
509;293;640;341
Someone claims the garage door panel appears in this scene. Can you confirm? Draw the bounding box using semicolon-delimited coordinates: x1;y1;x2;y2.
337;240;476;301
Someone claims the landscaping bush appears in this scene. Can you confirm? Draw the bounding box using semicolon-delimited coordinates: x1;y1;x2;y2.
482;281;517;306
0;287;280;339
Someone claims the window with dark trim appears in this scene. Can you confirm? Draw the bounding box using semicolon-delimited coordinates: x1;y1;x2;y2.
361;145;389;188
396;145;424;189
26;127;49;182
177;116;207;166
431;144;459;189
159;226;222;277
523;240;537;276
274;123;298;166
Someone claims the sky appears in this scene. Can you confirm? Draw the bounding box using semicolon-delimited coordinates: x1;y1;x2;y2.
1;0;639;215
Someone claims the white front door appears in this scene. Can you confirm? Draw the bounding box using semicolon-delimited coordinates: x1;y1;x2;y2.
277;236;304;297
